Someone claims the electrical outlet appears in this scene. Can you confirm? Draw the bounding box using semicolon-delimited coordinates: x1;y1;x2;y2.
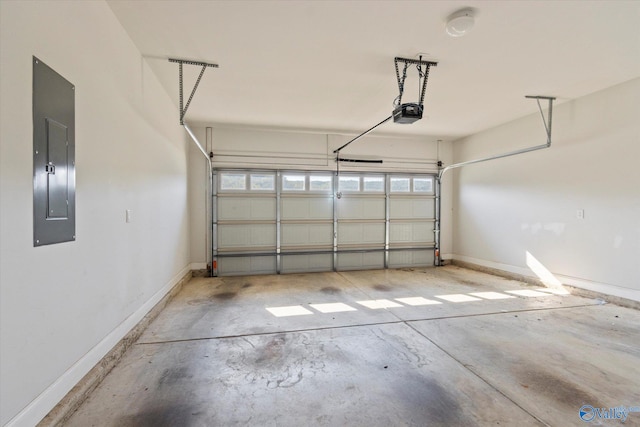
576;209;584;220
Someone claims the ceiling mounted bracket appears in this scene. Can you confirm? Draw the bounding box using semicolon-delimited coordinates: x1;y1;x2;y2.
525;95;555;145
332;56;439;185
433;95;555;268
394;56;438;108
438;95;556;180
169;58;219;125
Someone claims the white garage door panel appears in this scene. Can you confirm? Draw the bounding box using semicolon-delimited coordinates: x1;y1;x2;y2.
337;252;384;271
281;197;332;220
389;222;433;244
337;198;385;219
281;223;333;247
213;170;436;276
338;223;385;245
218;224;276;248
281;254;332;273
218;197;276;221
390;198;434;219
218;256;276;276
388;250;434;268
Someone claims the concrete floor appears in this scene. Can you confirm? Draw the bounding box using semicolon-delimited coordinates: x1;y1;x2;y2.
66;266;640;426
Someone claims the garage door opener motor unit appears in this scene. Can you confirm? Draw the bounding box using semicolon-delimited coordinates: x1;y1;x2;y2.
334;56;437;159
392;56;437;123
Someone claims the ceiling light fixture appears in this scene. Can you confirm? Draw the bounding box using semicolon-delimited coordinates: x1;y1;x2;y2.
445;8;475;37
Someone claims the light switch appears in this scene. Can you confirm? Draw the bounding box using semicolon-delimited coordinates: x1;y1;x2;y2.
126;209;132;223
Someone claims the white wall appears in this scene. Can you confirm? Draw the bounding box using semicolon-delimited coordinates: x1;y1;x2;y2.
452;78;640;301
188;126;453;267
0;2;190;425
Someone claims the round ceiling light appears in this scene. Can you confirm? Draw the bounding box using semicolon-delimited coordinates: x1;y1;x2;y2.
445;9;475;37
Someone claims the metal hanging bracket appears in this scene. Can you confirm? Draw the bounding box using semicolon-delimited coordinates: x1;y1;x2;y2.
169;58;219;125
394;56;438;108
432;95;555;267
437;95;555;180
525;95;555;145
332;56;438;188
332;56;438;157
170;58;218;276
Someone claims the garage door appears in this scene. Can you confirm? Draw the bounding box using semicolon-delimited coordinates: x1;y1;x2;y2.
214;170;435;276
216;172;277;275
335;174;386;270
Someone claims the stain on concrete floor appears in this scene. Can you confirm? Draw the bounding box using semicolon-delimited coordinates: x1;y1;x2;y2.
64;267;639;427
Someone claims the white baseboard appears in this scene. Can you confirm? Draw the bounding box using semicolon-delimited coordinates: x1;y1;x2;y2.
5;265;191;427
452;255;640;303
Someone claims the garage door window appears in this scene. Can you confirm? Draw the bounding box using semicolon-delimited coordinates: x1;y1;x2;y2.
413;177;434;193
363;176;384;192
309;175;332;192
283;175;305;191
250;174;275;191
339;176;360;192
390;177;410;192
220;173;247;190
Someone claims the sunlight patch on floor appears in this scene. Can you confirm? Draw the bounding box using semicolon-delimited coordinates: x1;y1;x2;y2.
265;287;560;317
310;302;358;313
266;305;314;317
395;297;442;306
356;299;403;309
470;292;515;300
435;294;482;303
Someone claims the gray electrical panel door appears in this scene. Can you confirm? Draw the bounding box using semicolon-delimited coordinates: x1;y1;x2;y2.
33;57;75;246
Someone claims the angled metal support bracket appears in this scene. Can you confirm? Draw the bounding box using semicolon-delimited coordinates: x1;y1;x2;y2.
433;95;555;267
525;95;554;146
170;56;218;276
169;58;218;125
438;95;555;180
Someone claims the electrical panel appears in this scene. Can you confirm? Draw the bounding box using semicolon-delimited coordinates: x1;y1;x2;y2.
33;57;76;246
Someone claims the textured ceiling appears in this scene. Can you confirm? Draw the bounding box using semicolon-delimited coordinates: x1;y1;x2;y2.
108;0;640;140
